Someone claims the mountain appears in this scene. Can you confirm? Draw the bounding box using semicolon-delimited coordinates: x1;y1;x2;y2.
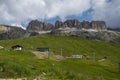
27;20;54;32
0;19;120;43
27;19;107;33
0;25;10;33
51;29;120;42
54;19;107;31
108;27;120;32
52;19;120;43
0;25;29;40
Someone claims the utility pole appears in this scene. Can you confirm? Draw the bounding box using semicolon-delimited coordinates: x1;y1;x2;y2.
119;63;120;73
93;52;95;63
60;48;63;57
48;48;50;59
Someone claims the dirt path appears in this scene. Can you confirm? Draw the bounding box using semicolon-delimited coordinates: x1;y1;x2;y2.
32;51;48;59
0;78;27;80
32;51;65;61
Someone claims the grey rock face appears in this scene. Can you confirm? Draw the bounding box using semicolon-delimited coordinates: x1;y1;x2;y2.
51;29;120;42
55;20;63;29
90;21;107;31
63;19;81;28
51;19;119;43
54;19;107;31
1;19;119;43
108;27;120;32
27;19;107;32
0;26;28;40
27;20;54;32
0;25;9;32
81;21;90;29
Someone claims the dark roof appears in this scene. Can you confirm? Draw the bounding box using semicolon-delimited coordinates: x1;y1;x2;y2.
36;48;49;52
12;45;23;48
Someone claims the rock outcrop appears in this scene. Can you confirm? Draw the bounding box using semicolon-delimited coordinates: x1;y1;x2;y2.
0;25;29;40
108;27;120;32
90;21;107;31
55;20;63;29
27;19;107;32
51;19;120;43
81;21;90;29
27;20;54;32
54;20;107;31
0;25;10;33
51;29;120;42
63;19;81;28
0;19;119;43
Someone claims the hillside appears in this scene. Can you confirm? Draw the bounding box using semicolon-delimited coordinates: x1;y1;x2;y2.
0;19;120;44
0;25;29;40
0;35;120;79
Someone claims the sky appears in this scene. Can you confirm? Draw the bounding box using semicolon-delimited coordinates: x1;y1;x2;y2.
0;0;120;28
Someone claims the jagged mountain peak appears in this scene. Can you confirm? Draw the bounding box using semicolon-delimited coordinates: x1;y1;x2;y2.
27;20;54;32
0;25;28;40
27;19;107;32
0;19;119;44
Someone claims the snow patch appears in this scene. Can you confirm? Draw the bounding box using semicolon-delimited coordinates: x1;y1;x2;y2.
38;31;51;34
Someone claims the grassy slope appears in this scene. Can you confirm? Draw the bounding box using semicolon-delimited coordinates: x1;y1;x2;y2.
0;35;120;79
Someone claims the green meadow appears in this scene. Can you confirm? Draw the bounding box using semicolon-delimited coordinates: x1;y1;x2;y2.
0;35;120;80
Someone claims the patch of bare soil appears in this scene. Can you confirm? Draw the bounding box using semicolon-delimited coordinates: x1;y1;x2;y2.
32;51;48;59
0;78;27;80
32;51;65;61
51;55;65;61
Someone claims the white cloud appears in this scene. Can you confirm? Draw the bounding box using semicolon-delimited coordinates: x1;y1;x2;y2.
0;0;120;28
0;0;46;25
45;0;91;19
91;0;120;27
0;0;91;27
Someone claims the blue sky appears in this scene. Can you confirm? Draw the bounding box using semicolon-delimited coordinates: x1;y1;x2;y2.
0;0;120;28
44;10;92;25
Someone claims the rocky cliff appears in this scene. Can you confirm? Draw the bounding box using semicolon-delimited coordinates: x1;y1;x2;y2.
27;20;54;32
54;20;63;29
0;19;119;43
27;19;107;32
90;21;107;30
108;27;120;32
51;29;120;42
0;25;10;33
62;19;81;28
54;19;107;31
51;19;120;43
0;25;29;40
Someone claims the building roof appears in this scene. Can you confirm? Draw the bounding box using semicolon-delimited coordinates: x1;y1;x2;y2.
36;48;49;52
12;45;23;48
